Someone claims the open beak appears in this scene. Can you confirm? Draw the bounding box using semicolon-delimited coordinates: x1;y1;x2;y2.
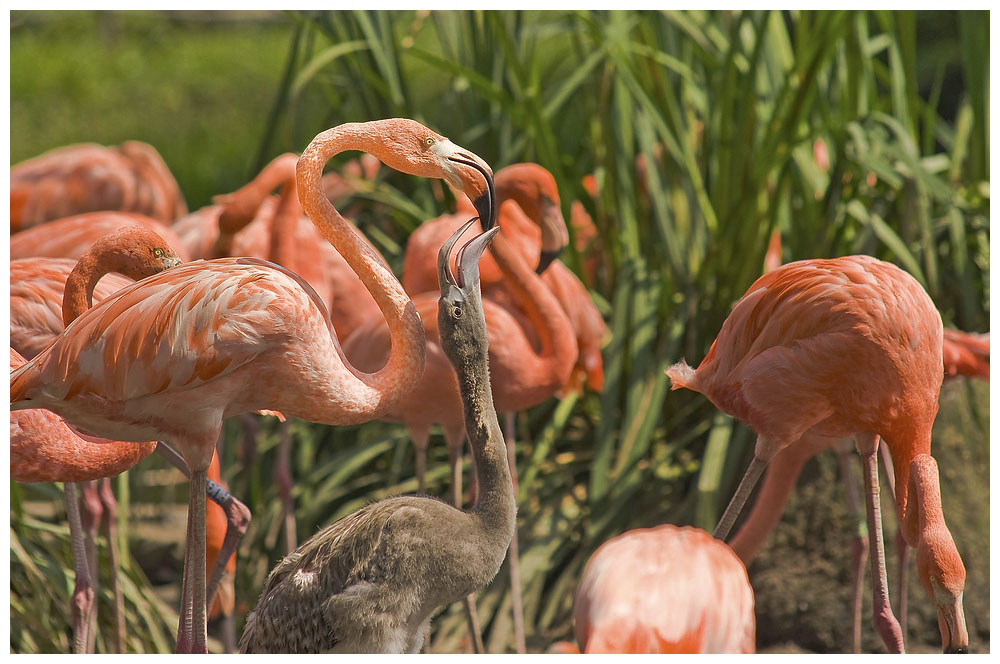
438;217;501;292
940;596;969;653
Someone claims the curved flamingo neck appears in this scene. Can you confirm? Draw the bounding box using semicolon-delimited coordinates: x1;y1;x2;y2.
296;125;425;413
487;203;577;390
268;180;302;270
217;153;298;236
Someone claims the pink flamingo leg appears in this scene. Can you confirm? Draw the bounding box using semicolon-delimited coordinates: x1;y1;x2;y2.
503;411;527;654
64;482;96;654
408;425;430;495
877;440;909;649
836;442;869;653
80;480;103;652
175;468;208;654
855;434;905;653
97;477;127;653
155;442;251;613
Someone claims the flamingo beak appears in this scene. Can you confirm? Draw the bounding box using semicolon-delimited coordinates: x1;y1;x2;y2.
448;154;496;231
940;595;969;653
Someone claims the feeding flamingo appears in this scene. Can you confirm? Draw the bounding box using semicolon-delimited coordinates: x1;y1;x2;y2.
11;140;187;232
572;524;755;653
728;326;988;652
11;118;494;653
667;255;969;653
239;223;514;653
344;194;577;652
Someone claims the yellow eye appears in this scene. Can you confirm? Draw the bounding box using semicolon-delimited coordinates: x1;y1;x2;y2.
153;248;164;257
425;137;435;147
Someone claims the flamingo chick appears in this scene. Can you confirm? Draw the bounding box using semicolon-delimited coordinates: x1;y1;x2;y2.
239;224;514;653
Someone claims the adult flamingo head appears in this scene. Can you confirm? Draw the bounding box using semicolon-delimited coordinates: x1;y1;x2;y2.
908;454;969;653
350;118;495;230
494;163;568;273
61;225;183;327
437;218;501;362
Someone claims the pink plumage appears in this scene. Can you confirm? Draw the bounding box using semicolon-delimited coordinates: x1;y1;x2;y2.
573;524;755;653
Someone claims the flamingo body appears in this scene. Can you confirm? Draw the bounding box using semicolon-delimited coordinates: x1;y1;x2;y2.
11;141;186;232
10;258;133;360
573;525;755;654
11;211;191;263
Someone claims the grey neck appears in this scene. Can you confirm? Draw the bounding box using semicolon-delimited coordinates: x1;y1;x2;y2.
454;341;515;534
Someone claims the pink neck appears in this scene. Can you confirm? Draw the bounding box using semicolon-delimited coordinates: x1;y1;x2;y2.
218;153;299;236
296;125;425;414
487;204;577;397
268;180;302;270
62;251;115;326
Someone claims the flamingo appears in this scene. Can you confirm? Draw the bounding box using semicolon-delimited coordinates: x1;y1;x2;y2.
10;226;180;653
11;118;494;653
728;326;989;652
10;211;192;263
572;524;755;653
344;196;577;653
667;255;969;653
11;140;187;232
217;154;387;552
10;225;251;652
239;224;514;653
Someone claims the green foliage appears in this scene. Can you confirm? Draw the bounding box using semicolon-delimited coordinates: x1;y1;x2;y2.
10;10;989;654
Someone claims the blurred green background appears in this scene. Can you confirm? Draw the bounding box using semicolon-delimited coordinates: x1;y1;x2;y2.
10;10;989;654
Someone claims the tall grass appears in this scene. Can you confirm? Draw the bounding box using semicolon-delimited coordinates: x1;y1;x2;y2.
10;10;988;653
237;9;989;652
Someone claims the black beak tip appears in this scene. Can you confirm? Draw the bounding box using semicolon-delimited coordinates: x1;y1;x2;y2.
473;193;494;231
536;247;563;274
947;647;969;654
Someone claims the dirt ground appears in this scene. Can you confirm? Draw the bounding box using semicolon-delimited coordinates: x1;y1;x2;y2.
749;379;989;654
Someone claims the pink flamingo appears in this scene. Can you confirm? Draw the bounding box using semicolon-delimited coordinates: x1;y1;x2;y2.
11;118;493;653
728;325;988;652
10;226;179;653
667;255;969;653
11;225;250;652
11;140;187;232
10;211;192;263
572;524;755;653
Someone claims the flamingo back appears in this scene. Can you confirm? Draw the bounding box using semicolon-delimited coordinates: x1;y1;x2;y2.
10;211;191;263
11;141;185;231
574;524;755;654
10;258;133;360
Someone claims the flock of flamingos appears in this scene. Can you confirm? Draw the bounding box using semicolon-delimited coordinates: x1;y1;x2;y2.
9;118;989;654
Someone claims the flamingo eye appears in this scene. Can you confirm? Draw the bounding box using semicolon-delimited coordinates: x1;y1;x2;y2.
153;248;164;257
425;137;436;147
452;305;463;318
